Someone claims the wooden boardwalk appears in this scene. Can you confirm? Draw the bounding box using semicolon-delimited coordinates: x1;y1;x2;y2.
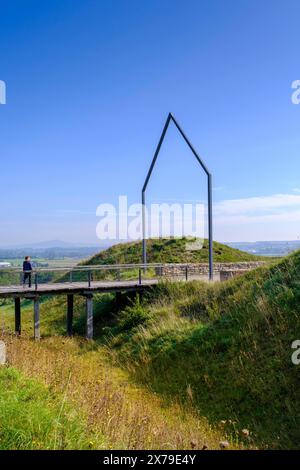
0;260;259;341
0;278;158;341
0;261;220;341
0;279;158;298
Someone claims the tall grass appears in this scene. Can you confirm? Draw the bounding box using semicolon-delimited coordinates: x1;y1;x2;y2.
3;333;229;450
0;366;105;449
2;251;298;449
104;252;300;449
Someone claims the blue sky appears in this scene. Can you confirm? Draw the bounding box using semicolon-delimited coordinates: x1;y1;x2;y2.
1;0;300;246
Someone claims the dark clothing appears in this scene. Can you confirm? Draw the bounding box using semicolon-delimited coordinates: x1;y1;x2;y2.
23;272;32;288
23;261;32;287
23;261;32;272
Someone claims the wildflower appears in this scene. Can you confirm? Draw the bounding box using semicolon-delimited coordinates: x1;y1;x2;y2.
241;428;250;438
219;440;229;449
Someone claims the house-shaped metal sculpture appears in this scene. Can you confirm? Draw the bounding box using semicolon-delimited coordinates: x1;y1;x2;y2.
142;112;213;280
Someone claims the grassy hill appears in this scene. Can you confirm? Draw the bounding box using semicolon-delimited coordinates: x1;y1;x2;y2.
0;238;267;286
2;246;299;449
54;237;268;283
105;249;300;448
84;238;267;265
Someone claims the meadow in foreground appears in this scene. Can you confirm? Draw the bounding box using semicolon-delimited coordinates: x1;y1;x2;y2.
2;249;300;449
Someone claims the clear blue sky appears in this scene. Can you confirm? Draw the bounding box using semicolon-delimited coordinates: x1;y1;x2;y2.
1;0;300;245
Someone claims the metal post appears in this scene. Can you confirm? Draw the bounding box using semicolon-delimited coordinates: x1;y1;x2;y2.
69;270;73;283
138;268;142;285
208;173;213;281
142;191;147;264
88;271;91;288
35;273;38;290
33;297;40;340
14;297;21;335
185;265;188;281
86;295;93;340
67;294;73;336
115;291;122;309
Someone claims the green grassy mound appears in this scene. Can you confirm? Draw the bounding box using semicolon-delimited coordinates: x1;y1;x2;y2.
54;237;267;284
85;238;266;265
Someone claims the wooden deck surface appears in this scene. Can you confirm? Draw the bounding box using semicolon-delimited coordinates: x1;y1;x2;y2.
0;279;159;298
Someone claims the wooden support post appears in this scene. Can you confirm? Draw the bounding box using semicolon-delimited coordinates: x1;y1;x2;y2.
67;294;74;336
86;295;93;340
14;297;21;335
115;291;122;309
33;296;40;340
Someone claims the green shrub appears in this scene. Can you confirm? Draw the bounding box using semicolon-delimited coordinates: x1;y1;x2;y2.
118;296;150;331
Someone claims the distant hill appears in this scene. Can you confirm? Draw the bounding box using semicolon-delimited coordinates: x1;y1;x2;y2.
228;240;300;257
1;240;110;250
83;237;268;266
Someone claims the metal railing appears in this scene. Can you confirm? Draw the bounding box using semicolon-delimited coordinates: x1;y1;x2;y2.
0;263;213;290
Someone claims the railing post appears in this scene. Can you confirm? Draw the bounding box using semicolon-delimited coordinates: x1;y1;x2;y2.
88;271;91;288
14;297;21;335
69;270;73;283
35;273;38;290
185;265;188;281
138;268;142;285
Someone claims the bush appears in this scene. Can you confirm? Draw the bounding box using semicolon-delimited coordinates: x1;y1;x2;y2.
118;296;150;331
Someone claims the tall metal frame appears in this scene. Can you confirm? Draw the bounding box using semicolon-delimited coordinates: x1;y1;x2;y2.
142;113;213;280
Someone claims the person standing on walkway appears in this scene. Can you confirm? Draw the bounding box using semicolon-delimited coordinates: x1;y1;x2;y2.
23;256;32;288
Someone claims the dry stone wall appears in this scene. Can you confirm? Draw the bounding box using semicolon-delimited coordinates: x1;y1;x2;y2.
156;261;266;279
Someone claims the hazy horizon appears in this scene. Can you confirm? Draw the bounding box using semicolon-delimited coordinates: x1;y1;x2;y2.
1;237;300;250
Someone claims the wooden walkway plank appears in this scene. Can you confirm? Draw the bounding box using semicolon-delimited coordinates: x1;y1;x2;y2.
0;279;158;298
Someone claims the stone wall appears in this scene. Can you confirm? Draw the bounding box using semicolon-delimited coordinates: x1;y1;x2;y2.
155;261;266;278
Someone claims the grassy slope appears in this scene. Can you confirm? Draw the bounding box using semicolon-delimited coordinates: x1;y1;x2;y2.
84;238;266;265
5;251;298;448
0;366;104;450
105;250;300;449
4;335;228;450
1;242;293;450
